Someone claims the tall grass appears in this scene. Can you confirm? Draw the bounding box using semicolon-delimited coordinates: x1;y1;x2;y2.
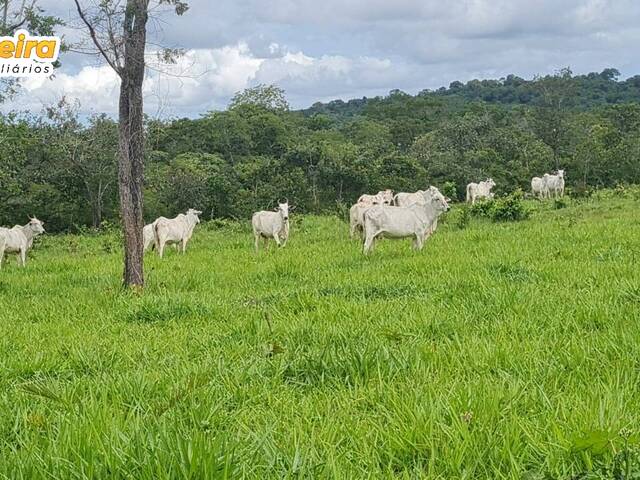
1;196;639;478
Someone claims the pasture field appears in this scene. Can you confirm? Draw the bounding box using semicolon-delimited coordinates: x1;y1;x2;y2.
2;194;640;479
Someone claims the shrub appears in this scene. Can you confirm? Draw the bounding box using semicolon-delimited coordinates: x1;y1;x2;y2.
489;189;529;222
568;185;593;199
469;199;494;218
334;200;350;222
553;198;568;209
442;181;457;202
454;206;470;229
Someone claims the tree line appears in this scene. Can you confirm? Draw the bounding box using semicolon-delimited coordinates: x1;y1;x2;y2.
1;70;640;232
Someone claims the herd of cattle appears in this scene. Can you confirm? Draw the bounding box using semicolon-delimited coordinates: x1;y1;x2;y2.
0;170;566;267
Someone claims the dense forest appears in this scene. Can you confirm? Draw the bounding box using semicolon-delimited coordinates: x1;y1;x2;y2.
1;68;639;231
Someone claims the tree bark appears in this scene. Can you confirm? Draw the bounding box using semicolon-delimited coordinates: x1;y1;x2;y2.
118;0;148;287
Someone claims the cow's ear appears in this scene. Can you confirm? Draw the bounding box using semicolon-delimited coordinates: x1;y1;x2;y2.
290;205;296;211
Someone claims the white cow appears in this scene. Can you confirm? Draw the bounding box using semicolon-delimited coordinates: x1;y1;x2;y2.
349;203;372;239
394;190;426;208
545;170;565;198
154;208;202;258
252;201;291;251
394;186;447;236
466;178;496;204
357;189;394;206
531;176;547;199
0;217;45;268
362;190;449;254
143;222;157;252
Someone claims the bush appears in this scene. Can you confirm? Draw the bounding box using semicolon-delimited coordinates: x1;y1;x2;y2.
469;199;494;218
568;185;593;199
553;198;568;209
489;189;529;222
454;206;470;229
333;200;350;222
442;181;457;202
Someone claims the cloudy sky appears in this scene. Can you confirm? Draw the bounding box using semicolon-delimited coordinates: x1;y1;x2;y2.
4;0;640;117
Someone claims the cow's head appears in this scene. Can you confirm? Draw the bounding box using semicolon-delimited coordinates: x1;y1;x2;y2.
186;209;202;223
276;200;290;221
556;169;565;178
28;216;45;234
486;178;496;188
429;191;450;213
378;189;394;205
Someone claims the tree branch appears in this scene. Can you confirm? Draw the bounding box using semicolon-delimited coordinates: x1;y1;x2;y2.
73;0;122;77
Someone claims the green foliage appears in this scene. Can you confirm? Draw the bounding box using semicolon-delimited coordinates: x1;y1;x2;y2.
442;181;457;201
469;199;495;218
3;69;640;231
453;205;470;229
554;198;569;209
488;189;530;221
229;84;289;112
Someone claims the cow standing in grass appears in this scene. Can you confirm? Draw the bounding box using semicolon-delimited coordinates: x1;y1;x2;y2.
545;170;566;198
0;217;46;268
143;221;157;252
252;201;291;251
154;209;202;258
349;203;372;239
349;190;393;239
362;190;449;254
466;179;496;204
531;176;548;199
394;186;448;237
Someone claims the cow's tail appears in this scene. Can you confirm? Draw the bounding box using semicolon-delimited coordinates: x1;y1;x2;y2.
466;184;471;203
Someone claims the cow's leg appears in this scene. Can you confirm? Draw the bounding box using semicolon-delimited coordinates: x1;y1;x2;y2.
158;239;165;258
415;233;425;251
181;239;187;253
0;246;4;270
19;248;26;267
363;231;376;254
254;233;260;252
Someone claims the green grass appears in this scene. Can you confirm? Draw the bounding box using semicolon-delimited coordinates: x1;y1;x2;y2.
2;196;640;478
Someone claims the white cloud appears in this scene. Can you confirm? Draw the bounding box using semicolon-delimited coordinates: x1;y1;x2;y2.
1;0;639;116
2;44;401;116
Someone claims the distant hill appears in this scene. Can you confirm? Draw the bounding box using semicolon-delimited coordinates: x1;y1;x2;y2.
301;68;640;119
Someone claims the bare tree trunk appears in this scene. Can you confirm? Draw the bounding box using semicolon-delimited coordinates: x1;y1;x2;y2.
118;0;148;287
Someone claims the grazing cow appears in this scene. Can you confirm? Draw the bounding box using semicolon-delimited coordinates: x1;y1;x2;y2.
154;209;202;258
531;176;547;199
466;178;496;204
358;189;394;206
252;201;291;251
362;190;449;254
0;217;45;268
545;170;565;198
